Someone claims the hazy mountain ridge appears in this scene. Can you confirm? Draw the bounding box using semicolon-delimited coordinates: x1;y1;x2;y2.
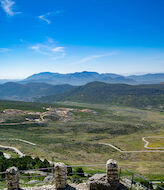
0;82;73;101
22;71;164;85
0;79;21;84
22;71;136;85
37;81;164;109
128;73;164;84
0;71;164;108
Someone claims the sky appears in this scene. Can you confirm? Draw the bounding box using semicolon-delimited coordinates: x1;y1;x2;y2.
0;0;163;79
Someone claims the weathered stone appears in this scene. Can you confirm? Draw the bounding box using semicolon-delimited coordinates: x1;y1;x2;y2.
54;163;67;189
106;159;119;187
44;175;54;183
6;167;20;190
87;159;120;190
27;180;40;185
86;174;111;190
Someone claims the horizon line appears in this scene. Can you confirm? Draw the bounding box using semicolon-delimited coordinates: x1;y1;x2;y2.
0;71;164;80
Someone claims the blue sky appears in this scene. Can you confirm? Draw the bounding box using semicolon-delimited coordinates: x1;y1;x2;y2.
0;0;163;79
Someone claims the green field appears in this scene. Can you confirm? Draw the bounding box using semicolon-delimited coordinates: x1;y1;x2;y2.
147;138;164;148
0;101;164;181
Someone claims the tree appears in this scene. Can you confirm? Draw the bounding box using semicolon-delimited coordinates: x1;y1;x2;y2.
67;166;72;176
75;167;84;177
0;151;3;157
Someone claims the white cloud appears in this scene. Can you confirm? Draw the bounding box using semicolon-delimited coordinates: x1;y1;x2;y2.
30;39;66;60
74;52;117;64
38;14;51;24
38;10;64;24
31;46;40;51
51;47;64;53
0;48;11;52
0;0;21;16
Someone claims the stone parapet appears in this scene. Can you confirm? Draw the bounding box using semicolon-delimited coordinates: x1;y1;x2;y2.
6;167;20;190
54;162;67;189
106;159;119;185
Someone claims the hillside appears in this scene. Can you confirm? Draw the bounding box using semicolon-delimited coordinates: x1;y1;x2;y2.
0;82;73;101
22;71;164;85
38;82;164;109
0;81;164;109
0;100;164;186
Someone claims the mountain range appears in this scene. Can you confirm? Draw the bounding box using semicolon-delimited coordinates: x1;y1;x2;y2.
22;71;164;85
0;71;164;109
0;80;163;109
38;81;164;109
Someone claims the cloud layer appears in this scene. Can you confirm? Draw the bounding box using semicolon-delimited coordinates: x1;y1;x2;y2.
30;39;66;60
38;10;64;24
0;0;21;16
38;13;51;24
73;52;117;64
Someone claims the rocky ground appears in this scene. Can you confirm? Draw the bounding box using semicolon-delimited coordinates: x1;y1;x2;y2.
22;183;88;190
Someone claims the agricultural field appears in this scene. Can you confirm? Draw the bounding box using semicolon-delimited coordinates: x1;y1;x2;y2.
0;101;163;182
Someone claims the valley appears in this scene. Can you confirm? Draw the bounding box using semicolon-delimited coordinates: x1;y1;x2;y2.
0;101;163;182
1;0;163;188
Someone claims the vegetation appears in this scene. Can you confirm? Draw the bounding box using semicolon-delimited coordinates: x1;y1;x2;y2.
0;100;163;183
1;81;164;111
0;153;51;178
156;183;164;190
0;100;48;112
0;82;73;101
38;82;164;110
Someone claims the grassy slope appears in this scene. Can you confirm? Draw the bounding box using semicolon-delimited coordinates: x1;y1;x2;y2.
38;82;164;110
0;101;163;180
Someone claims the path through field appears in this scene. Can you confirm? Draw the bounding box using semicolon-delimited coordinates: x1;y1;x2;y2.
0;138;54;164
1;136;164;159
99;136;164;153
0;144;24;157
0;138;36;157
142;137;164;149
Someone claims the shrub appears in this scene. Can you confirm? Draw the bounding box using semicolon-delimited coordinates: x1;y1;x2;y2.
75;167;84;177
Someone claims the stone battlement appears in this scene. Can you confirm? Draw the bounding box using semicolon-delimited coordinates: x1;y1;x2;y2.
4;159;127;190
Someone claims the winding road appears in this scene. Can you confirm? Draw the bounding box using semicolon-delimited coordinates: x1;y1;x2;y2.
0;144;25;157
0;138;36;157
142;136;164;150
0;138;36;146
1;136;164;159
0;138;54;164
99;136;164;153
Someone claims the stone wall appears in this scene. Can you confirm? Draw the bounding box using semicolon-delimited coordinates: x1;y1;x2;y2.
5;160;121;190
86;159;120;190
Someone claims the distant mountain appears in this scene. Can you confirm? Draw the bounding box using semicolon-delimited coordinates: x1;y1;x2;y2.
0;82;73;101
22;71;164;85
0;79;21;84
37;82;164;109
22;71;136;85
128;73;164;84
